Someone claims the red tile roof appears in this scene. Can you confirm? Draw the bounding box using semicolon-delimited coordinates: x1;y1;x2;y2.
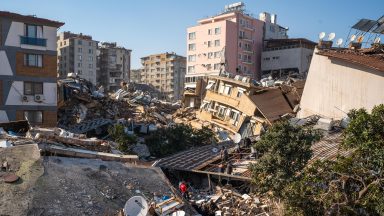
0;11;64;27
317;48;384;72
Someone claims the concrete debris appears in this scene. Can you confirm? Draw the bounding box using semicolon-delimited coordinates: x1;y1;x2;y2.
192;185;272;216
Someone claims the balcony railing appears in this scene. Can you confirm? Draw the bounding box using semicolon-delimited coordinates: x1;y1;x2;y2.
20;36;47;47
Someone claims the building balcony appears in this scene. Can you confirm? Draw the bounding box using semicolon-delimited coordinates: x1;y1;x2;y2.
242;61;253;65
205;90;240;109
20;36;47;47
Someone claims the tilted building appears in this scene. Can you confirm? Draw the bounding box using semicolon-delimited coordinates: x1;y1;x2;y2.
57;32;98;84
196;74;293;137
0;11;64;126
298;45;384;119
140;53;186;101
97;42;131;92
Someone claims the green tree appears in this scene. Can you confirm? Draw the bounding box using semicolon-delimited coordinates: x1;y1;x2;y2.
285;105;384;215
145;124;216;157
250;120;320;197
108;124;137;152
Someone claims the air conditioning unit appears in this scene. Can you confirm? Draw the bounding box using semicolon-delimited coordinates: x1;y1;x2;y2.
34;94;45;102
21;95;29;102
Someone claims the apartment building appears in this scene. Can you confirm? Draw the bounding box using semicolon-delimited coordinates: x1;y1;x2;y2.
196;74;293;137
97;42;131;92
140;52;186;101
130;69;141;83
57;32;98;84
185;2;288;91
261;38;316;78
0;11;64;126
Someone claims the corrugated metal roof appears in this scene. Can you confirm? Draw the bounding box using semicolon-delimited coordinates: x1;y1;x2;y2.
309;132;351;164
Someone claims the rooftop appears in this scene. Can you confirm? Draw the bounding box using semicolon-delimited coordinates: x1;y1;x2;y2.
250;88;293;123
264;38;317;50
0;11;64;27
317;45;384;72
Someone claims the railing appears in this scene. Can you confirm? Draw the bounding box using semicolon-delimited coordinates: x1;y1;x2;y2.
20;36;47;47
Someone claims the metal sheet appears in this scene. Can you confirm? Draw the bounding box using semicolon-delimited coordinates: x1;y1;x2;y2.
352;19;378;32
372;23;384;34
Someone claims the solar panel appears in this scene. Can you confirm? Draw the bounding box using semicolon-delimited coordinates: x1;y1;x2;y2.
372;23;384;34
352;19;378;32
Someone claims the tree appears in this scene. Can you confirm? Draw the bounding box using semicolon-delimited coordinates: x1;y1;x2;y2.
250;120;320;197
285;105;384;216
108;124;137;152
145;124;216;157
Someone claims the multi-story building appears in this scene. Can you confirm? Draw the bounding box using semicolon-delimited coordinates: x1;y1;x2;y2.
97;42;131;92
185;2;288;92
196;74;293;137
57;32;98;84
140;52;186;101
261;38;316;78
130;69;141;83
0;11;64;126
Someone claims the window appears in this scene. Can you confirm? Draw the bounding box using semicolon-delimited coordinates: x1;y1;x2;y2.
64;41;66;45
24;82;43;95
78;47;82;52
78;62;82;67
237;87;245;98
188;55;196;62
208;52;213;59
188;66;195;73
88;49;92;54
88;56;93;61
24;111;43;124
238;42;242;48
214;51;221;58
214;40;220;47
208;29;212;35
206;64;212;71
214;63;221;70
224;85;232;95
188;43;196;51
89;64;93;69
188;32;196;40
88;41;92;46
25;24;43;38
78;70;82;74
78;55;82;61
207;41;212;47
78;40;82;45
238;54;242;60
215;27;221;35
24;54;42;67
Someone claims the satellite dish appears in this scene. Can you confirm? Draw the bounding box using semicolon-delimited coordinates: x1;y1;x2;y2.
357;35;364;43
374;37;381;44
319;32;326;40
171;211;186;216
124;196;148;216
350;34;356;42
336;38;343;47
328;33;336;41
232;133;242;144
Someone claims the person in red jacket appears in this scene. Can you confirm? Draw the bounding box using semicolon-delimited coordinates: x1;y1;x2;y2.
179;181;189;200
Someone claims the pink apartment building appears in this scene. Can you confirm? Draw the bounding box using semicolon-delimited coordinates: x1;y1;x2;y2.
185;2;288;89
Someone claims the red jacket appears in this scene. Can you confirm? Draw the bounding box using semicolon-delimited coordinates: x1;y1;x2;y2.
179;183;187;193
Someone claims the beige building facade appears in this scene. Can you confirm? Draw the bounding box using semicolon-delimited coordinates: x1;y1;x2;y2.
298;47;384;119
57;32;98;84
140;53;186;101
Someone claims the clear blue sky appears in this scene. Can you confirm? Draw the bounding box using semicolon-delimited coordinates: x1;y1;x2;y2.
2;0;383;69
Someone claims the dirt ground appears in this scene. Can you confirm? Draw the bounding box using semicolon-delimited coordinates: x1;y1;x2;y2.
0;144;175;216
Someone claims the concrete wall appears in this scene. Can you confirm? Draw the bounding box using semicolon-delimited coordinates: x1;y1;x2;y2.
261;47;313;75
5;81;57;106
298;51;384;119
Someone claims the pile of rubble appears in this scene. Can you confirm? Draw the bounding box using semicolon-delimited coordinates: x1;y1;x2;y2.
192;185;275;216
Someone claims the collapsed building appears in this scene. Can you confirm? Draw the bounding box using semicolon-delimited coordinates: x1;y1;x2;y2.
188;74;300;138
